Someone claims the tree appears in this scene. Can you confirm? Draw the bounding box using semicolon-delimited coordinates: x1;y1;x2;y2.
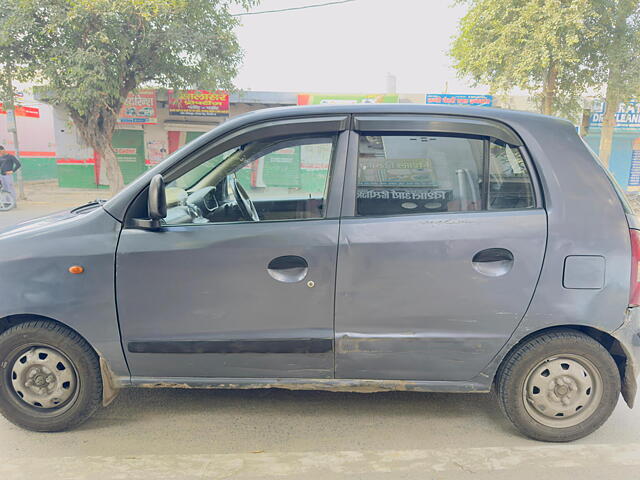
0;0;255;192
0;0;50;110
586;0;640;168
450;0;598;118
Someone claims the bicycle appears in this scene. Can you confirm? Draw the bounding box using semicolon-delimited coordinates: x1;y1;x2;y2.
0;177;16;211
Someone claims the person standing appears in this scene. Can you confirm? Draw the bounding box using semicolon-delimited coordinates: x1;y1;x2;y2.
0;146;21;208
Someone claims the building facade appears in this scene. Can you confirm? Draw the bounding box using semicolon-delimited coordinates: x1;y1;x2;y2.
0;93;57;182
7;90;639;192
54;90;300;189
583;101;640;192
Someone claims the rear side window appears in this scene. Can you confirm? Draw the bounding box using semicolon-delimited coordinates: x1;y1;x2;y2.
356;134;536;216
489;141;535;210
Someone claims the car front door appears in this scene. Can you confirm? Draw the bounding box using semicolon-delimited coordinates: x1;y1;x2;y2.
116;116;348;379
335;115;547;382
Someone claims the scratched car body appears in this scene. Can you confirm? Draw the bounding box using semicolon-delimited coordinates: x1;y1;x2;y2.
1;104;639;441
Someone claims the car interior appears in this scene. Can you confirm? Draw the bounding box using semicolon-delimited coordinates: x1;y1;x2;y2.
355;134;534;216
161;136;334;225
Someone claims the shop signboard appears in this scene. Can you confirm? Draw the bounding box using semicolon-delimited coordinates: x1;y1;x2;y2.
114;147;138;163
297;94;399;105
590;101;640;130
118;90;158;124
146;140;168;166
426;94;493;107
629;138;640;191
0;104;40;118
169;90;230;116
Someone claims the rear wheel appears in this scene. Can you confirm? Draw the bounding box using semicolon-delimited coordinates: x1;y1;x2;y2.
0;320;102;431
496;329;620;442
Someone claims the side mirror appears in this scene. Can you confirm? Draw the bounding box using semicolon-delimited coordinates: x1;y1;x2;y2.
148;174;167;222
130;174;166;230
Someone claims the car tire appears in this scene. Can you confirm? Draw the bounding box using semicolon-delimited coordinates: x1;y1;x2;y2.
0;320;102;432
496;329;620;442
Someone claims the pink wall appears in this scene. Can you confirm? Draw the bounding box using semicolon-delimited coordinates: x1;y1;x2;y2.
0;99;56;156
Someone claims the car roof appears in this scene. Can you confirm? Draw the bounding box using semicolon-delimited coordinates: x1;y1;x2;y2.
227;103;561;128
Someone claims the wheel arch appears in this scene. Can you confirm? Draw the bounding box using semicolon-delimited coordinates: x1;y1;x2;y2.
0;313;120;406
494;324;632;406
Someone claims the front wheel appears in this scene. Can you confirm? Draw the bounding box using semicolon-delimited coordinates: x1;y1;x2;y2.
496;329;620;442
0;320;102;431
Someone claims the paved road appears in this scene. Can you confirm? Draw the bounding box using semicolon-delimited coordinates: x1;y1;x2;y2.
1;203;639;479
1;389;639;479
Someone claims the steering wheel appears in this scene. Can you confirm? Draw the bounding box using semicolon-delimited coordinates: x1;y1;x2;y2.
228;174;260;222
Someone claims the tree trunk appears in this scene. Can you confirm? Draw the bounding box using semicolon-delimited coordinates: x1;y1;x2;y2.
97;134;125;193
71;109;125;193
579;108;591;138
542;64;558;116
599;81;620;169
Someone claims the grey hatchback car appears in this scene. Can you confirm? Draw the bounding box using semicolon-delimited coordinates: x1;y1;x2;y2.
1;104;639;442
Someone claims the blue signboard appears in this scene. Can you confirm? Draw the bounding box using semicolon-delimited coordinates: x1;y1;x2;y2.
629;149;640;187
426;94;493;107
590;101;640;130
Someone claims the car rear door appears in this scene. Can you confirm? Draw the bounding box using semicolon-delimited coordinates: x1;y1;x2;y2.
334;115;547;381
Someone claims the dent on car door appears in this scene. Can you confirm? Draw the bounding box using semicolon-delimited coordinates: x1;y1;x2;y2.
335;116;547;382
115;116;349;379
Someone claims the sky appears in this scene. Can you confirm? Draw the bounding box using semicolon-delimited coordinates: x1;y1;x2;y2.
232;0;487;94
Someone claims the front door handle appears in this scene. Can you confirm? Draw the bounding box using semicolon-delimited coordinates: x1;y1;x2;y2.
472;248;514;277
267;255;309;283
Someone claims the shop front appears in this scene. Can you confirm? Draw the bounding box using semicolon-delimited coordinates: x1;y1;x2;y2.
585;101;640;191
55;89;228;188
113;129;146;184
0;100;57;182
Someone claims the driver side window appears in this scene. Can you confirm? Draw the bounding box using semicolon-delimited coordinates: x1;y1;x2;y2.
165;135;336;225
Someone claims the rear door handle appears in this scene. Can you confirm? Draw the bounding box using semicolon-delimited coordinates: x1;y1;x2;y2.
472;248;514;277
267;255;309;283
